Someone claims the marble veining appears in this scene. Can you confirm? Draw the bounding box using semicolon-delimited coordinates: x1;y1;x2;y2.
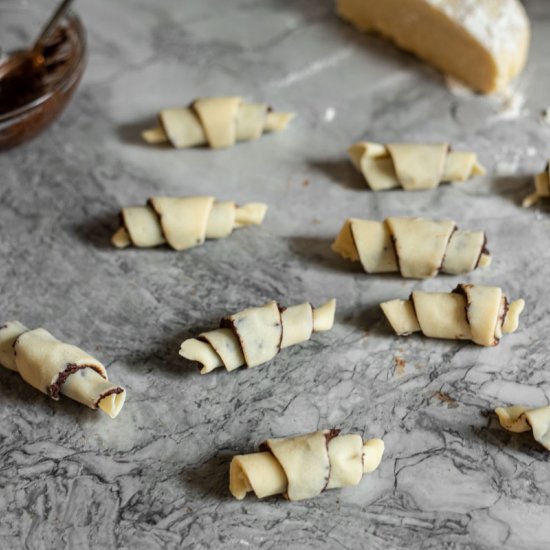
1;0;550;548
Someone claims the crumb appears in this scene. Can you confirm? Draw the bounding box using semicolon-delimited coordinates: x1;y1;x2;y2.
311;218;320;225
394;356;406;376
303;179;310;187
434;392;458;408
414;363;423;370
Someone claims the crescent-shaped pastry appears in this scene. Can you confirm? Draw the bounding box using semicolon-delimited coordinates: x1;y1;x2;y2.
522;162;550;207
337;0;530;94
332;216;491;278
142;96;294;149
111;196;267;251
495;405;550;450
381;285;525;346
348;142;485;191
0;321;125;418
229;429;385;501
179;299;336;374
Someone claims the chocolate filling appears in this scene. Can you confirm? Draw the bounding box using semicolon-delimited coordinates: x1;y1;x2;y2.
0;27;74;116
48;363;105;400
322;429;341;492
390;235;402;276
94;387;124;409
452;283;471;323
474;234;490;269
500;297;510;327
439;225;457;273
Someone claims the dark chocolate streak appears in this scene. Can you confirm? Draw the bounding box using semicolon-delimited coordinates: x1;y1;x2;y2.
146;198;166;239
275;306;283;352
348;225;365;272
48;363;105;400
438;226;457;274
452;285;471;332
501;297;510;327
322;429;341;492
390;235;401;276
475;234;490;269
94;387;124;409
117;210;132;245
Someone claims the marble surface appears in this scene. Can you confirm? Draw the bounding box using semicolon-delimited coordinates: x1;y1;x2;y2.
1;0;550;548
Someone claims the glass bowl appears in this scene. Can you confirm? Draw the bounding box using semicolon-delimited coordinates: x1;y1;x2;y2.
0;3;87;150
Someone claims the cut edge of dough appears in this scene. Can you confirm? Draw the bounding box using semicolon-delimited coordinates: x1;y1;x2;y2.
179;338;224;374
97;388;126;418
234;203;268;227
363;438;385;473
264;112;296;133
380;299;421;335
502;299;525;334
112;226;131;248
348;141;388;170
312;299;337;332
495;405;531;432
142;126;168;144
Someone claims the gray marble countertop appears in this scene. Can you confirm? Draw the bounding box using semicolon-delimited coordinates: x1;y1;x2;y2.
1;0;550;548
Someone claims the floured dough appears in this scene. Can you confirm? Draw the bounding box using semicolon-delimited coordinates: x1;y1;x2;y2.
381;284;524;346
522;162;550;207
229;429;385;501
332;216;491;278
337;0;530;94
111;196;267;251
142;96;295;149
348;142;485;191
495;405;550;450
0;321;125;418
179;299;336;374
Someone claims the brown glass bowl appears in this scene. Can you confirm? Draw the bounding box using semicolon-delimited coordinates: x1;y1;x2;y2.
0;5;87;150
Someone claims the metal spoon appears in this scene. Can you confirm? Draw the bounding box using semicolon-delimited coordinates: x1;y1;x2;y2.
0;0;74;80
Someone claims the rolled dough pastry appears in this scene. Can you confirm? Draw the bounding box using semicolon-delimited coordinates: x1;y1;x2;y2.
381;284;524;346
332;216;491;278
495;405;550;450
229;429;385;501
111;196;267;251
179;299;336;374
337;0;530;94
522;162;550;207
142;96;294;149
0;321;125;418
348;142;485;191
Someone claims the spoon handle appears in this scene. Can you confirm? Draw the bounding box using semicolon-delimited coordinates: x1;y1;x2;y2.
33;0;74;51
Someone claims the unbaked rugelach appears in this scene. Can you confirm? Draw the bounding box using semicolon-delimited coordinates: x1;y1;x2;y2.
230;429;384;501
348;142;485;191
522;162;550;207
112;196;267;251
142;96;294;149
0;321;125;418
337;0;530;93
180;299;336;374
495;405;550;450
381;285;524;346
332;217;490;278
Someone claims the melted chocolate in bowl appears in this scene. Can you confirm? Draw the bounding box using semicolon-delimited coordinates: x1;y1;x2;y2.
0;10;86;150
